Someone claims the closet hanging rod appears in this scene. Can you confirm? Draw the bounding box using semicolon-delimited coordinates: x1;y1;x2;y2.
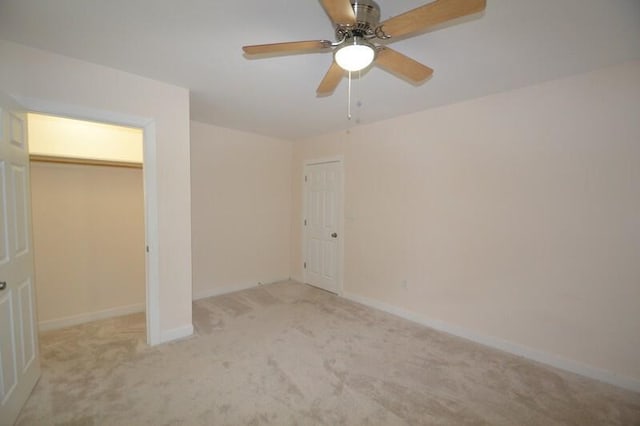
29;154;143;169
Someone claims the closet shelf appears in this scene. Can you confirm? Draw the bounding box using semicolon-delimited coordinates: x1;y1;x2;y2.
29;154;142;169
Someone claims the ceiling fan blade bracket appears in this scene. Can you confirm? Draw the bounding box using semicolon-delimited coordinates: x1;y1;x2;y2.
374;26;391;40
330;35;348;47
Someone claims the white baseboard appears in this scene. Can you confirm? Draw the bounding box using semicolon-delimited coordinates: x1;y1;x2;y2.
193;282;258;301
39;303;145;332
343;292;640;394
159;324;193;344
193;278;290;301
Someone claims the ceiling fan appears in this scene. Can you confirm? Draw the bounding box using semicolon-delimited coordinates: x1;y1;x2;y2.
242;0;486;96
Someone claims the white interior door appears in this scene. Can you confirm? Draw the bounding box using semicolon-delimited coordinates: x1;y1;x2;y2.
0;93;40;425
304;160;342;294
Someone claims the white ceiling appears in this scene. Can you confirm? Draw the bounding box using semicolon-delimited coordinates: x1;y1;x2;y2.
0;0;639;140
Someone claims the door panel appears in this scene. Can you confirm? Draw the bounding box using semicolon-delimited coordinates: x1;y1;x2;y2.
17;280;36;371
322;240;335;278
304;161;342;294
0;293;17;402
9;114;24;151
0;94;40;425
11;165;28;257
0;162;8;265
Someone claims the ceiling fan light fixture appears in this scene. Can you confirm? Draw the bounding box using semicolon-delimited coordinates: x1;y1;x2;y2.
334;37;375;72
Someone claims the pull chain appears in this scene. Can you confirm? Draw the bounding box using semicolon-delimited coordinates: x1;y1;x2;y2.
357;69;361;123
348;70;352;120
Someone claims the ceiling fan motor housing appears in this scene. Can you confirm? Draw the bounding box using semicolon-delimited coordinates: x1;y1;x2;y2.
352;0;381;28
336;0;381;40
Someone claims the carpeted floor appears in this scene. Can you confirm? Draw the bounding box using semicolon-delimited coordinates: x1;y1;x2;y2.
16;281;640;425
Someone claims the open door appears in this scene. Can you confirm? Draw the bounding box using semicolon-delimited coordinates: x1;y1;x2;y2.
0;92;41;425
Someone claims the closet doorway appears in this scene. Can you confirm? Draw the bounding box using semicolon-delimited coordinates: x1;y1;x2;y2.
28;113;146;334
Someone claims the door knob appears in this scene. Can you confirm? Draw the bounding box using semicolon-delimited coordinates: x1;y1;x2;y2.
331;232;338;238
0;281;6;291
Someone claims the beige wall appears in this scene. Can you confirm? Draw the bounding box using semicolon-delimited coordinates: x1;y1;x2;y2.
0;40;192;344
31;162;145;327
291;61;640;385
191;121;292;298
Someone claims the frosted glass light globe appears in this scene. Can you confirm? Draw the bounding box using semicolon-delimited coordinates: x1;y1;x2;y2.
335;39;375;72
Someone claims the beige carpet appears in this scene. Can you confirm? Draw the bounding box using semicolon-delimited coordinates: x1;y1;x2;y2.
16;281;640;425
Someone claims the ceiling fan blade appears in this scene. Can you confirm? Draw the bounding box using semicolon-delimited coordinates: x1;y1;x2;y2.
375;47;433;83
379;0;486;39
317;61;345;95
243;40;333;55
321;0;357;25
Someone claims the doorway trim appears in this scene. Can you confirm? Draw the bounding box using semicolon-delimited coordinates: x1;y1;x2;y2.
302;156;345;295
15;96;160;345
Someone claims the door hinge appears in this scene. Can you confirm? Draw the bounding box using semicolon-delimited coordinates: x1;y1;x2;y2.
304;175;307;182
304;262;306;269
146;245;149;253
304;219;307;226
